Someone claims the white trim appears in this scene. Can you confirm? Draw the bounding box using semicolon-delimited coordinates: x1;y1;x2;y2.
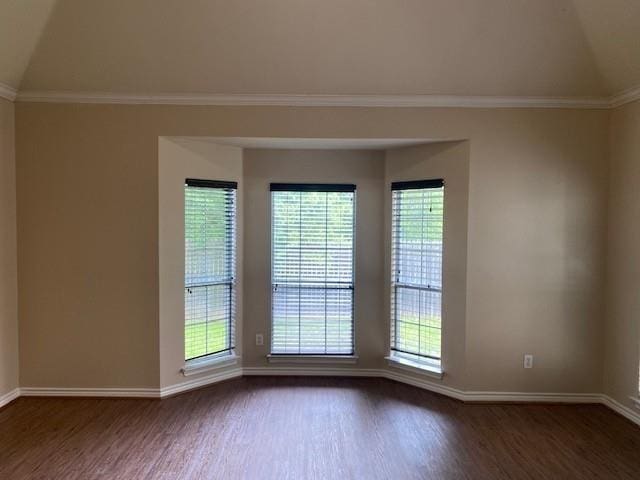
9;374;640;428
382;370;603;404
267;355;359;365
461;391;602;403
602;395;640;427
18;368;244;400
383;369;466;400
243;366;379;377
630;396;640;408
160;367;243;398
10;371;610;405
610;85;640;109
182;353;240;377
15;91;612;109
0;388;20;408
10;83;640;109
385;355;443;379
241;367;599;404
20;386;159;398
0;82;17;102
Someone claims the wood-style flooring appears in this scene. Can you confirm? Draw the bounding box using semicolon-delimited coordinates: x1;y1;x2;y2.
1;376;639;479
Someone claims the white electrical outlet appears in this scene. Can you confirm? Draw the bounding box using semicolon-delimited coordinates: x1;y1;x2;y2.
524;354;533;369
256;334;264;346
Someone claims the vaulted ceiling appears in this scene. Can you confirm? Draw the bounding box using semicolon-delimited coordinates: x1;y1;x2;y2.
1;0;638;97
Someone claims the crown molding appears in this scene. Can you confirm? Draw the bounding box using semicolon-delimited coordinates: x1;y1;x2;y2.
609;85;640;109
15;91;613;109
11;85;640;109
0;82;17;102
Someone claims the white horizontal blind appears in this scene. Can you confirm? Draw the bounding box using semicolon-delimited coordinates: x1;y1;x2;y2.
184;179;236;361
391;180;444;362
271;184;355;355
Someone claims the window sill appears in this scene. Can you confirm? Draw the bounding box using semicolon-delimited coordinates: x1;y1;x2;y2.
267;354;359;365
182;352;240;377
385;355;444;380
630;396;640;409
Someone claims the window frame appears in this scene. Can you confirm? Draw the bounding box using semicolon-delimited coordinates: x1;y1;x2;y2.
183;178;238;363
389;178;445;372
269;183;357;357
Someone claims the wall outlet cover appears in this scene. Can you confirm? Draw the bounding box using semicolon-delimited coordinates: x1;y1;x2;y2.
524;354;533;369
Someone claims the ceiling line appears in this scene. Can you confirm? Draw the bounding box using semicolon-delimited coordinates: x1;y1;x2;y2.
8;86;640;109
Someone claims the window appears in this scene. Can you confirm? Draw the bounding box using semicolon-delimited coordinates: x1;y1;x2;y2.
184;178;237;361
271;184;355;355
390;179;444;367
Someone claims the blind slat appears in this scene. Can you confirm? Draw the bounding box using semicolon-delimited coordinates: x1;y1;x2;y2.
271;189;355;355
185;183;236;361
391;183;444;362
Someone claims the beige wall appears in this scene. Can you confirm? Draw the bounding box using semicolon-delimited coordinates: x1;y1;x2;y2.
384;142;470;390
17;104;160;388
604;100;640;409
243;148;385;368
0;98;18;398
159;137;243;389
464;111;608;393
15;103;609;392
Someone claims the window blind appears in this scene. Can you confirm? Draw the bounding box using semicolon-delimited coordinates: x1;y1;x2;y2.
271;184;355;355
184;178;237;361
390;179;444;363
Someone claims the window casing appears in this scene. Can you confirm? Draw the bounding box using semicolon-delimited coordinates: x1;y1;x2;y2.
271;184;355;355
184;179;237;361
390;179;444;366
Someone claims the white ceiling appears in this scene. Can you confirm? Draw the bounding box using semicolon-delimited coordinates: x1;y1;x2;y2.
0;0;56;90
572;0;640;94
1;0;638;98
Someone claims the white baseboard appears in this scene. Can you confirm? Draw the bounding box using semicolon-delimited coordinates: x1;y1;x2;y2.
18;368;244;400
241;367;603;405
160;367;243;398
601;395;640;427
10;368;640;429
243;366;380;377
0;388;20;409
381;369;467;400
20;386;159;398
460;391;602;403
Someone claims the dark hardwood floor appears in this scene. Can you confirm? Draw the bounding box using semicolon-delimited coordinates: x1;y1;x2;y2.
1;377;639;479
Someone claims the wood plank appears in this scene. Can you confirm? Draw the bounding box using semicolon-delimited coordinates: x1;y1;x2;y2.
0;377;639;479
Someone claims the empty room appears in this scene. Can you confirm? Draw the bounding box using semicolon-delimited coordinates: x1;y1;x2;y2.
1;1;640;478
